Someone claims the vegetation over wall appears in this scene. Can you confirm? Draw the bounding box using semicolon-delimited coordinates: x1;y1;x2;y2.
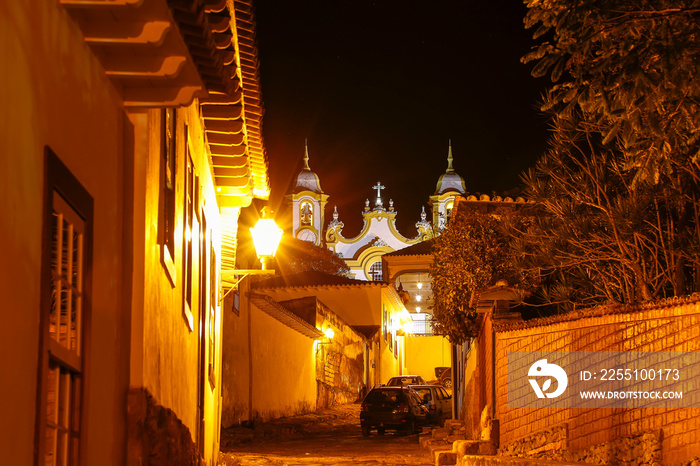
430;210;532;343
430;1;700;338
517;0;700;309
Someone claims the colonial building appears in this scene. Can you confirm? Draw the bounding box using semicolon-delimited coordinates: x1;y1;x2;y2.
2;1;270;465
221;270;412;425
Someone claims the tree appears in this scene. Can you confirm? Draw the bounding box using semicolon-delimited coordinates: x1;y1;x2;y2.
514;0;700;309
514;116;700;310
271;237;351;277
430;209;532;343
522;0;700;186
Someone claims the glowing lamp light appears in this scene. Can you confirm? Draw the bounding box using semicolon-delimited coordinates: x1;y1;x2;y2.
417;282;423;290
249;209;283;270
324;328;335;340
416;294;422;302
416;306;421;313
220;208;281;293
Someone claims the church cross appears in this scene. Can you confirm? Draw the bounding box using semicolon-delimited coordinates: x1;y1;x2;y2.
372;182;385;199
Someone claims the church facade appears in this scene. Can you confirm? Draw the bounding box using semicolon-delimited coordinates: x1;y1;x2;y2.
288;142;467;281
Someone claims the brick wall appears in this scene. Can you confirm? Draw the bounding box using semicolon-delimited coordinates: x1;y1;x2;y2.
493;295;700;464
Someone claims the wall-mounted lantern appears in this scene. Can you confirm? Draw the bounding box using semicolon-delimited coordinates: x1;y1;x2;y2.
221;207;283;293
249;207;283;270
317;327;335;347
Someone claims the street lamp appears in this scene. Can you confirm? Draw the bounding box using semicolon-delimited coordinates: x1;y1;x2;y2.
317;327;335;346
221;207;283;291
249;207;283;270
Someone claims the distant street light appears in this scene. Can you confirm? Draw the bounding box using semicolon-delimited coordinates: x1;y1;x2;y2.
317;327;335;346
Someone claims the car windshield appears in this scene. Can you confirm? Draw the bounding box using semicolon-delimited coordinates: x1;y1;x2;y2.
366;389;405;404
388;376;422;386
413;388;432;401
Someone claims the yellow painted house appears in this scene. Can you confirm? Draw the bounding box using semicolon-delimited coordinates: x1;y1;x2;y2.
1;0;270;464
237;272;411;385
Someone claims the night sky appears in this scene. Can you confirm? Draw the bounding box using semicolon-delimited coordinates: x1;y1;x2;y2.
252;1;551;236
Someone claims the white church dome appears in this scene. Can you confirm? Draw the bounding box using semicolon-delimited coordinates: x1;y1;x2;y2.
293;143;323;194
435;142;466;194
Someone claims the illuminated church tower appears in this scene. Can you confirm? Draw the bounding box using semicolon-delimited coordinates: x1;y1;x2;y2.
429;141;466;233
287;142;328;246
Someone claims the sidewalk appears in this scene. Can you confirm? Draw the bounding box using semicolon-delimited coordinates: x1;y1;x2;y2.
220;402;360;448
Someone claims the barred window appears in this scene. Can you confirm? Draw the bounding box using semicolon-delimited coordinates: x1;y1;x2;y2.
369;261;382;281
161;108;177;284
39;149;92;466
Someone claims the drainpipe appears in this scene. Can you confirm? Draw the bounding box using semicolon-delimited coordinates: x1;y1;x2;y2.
451;343;457;419
491;303;500;449
492;320;496;420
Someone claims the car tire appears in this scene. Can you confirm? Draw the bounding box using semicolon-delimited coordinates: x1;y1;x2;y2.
361;426;371;437
377;427;385;435
443;377;452;389
407;419;416;435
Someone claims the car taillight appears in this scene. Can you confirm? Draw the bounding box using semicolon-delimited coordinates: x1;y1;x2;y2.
393;403;409;413
429;406;436;412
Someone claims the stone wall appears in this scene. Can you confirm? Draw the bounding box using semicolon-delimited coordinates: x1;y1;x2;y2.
493;295;700;465
316;305;368;408
127;388;198;466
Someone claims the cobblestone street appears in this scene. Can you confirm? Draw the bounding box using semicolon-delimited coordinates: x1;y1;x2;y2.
219;403;433;466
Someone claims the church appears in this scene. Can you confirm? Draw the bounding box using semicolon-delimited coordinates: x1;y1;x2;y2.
287;142;467;281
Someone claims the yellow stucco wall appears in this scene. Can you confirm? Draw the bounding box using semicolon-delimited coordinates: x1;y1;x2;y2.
376;288;409;384
222;282;317;425
251;305;317;421
404;335;452;381
0;1;129;464
221;283;252;427
134;103;224;463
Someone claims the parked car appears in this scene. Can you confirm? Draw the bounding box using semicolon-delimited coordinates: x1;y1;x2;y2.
385;375;426;387
360;386;427;436
434;366;452;388
411;384;453;425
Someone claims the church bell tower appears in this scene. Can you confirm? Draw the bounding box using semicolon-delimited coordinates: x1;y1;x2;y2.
430;141;467;233
286;142;328;246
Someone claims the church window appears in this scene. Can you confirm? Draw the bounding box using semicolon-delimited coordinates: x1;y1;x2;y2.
369;261;382;281
445;200;454;224
300;202;313;226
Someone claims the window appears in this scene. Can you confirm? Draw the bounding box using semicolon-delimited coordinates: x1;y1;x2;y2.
369;261;382;281
300;201;313;226
161;108;177;284
388;316;393;352
182;143;196;331
38;149;92;466
208;247;218;387
445;200;454;225
382;307;388;342
231;289;240;316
